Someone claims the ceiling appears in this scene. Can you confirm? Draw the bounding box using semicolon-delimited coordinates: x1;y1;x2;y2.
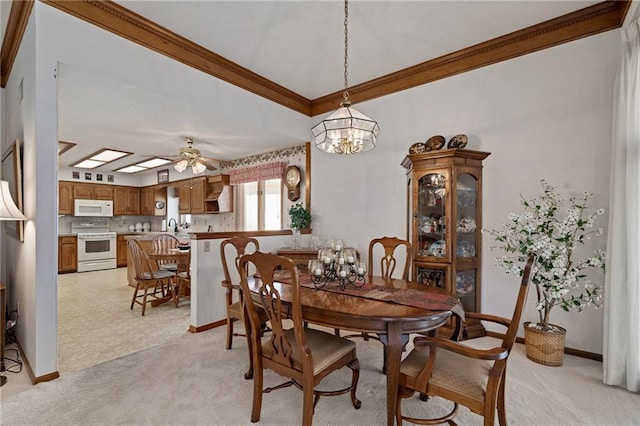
24;1;629;175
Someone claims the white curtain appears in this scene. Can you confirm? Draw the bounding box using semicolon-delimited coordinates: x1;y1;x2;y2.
603;17;640;392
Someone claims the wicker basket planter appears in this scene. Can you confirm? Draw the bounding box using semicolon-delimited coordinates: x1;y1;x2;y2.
523;321;566;366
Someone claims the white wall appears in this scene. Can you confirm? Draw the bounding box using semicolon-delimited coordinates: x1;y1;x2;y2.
312;30;619;354
3;1;621;378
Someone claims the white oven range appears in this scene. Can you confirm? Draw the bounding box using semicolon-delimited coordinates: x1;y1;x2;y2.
71;221;117;272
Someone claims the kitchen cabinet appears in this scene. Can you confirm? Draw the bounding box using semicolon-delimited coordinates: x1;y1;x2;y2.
72;182;113;200
205;174;233;213
140;185;167;216
177;177;206;214
73;183;94;200
401;149;490;339
140;187;154;215
58;236;78;273
117;235;128;267
114;186;140;215
59;181;74;215
94;185;114;200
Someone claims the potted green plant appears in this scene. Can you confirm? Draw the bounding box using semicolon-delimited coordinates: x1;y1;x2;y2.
288;203;311;249
484;180;605;366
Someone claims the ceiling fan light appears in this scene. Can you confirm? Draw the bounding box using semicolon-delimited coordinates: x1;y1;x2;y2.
174;160;188;173
191;161;207;174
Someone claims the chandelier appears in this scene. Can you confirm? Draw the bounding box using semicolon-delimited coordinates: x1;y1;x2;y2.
311;0;380;155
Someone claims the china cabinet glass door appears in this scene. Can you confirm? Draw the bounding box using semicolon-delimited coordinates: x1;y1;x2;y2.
416;171;448;260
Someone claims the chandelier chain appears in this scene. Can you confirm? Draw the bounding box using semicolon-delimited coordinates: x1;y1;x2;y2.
343;0;349;102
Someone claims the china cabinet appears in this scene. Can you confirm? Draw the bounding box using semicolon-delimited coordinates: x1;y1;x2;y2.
401;149;490;338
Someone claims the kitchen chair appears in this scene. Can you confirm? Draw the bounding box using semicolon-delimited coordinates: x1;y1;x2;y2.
220;236;269;351
128;239;176;316
396;254;535;426
239;251;361;425
174;248;191;307
151;234;180;272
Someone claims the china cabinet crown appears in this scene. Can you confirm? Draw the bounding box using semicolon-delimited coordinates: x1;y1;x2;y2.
401;148;490;338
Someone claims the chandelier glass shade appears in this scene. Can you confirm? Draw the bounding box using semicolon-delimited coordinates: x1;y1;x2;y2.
312;0;379;155
174;158;207;174
312;101;379;154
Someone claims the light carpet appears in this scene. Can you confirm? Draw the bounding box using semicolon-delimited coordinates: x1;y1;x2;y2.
2;327;639;425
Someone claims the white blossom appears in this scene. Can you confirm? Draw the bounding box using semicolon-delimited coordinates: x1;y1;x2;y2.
485;180;605;329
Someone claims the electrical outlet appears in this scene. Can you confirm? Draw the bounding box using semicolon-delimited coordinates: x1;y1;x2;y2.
204;241;210;252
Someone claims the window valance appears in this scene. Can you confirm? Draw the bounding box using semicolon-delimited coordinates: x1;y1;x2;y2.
229;162;286;185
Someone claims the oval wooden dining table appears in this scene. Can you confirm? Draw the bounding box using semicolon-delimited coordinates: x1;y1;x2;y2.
245;274;463;426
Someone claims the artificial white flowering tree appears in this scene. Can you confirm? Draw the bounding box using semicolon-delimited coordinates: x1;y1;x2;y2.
484;180;605;332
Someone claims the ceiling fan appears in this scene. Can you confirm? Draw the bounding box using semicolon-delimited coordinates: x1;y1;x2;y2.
160;137;220;174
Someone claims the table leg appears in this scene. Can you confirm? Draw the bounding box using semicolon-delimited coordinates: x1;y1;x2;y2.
386;322;403;426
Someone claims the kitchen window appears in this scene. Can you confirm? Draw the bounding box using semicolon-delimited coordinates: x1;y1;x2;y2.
240;178;282;231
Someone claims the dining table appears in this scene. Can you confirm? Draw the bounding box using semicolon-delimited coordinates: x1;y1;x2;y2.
147;247;190;307
245;273;464;426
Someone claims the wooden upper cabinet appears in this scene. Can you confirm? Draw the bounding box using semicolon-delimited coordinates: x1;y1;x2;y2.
113;186;140;215
73;183;94;199
176;177;206;214
140;187;153;215
94;185;113;200
190;177;206;214
59;181;74;215
205;174;233;213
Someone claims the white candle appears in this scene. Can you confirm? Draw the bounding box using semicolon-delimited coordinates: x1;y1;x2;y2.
324;256;331;264
339;270;347;278
315;268;322;276
347;256;354;263
335;244;342;251
357;267;364;275
338;257;345;265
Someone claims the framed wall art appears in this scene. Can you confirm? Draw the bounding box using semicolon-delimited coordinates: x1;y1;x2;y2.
1;139;25;241
157;169;169;184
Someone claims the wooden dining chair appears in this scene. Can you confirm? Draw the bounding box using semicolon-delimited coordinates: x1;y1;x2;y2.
151;234;180;272
174;248;191;307
368;236;412;280
396;255;536;426
340;236;413;370
239;251;361;425
127;239;177;316
220;236;268;350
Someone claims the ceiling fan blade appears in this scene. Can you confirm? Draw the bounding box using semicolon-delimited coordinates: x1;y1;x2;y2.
200;159;218;171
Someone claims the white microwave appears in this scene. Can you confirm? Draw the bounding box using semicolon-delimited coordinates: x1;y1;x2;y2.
74;199;114;217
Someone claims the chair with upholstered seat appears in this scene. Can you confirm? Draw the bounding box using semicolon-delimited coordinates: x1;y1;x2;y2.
151;234;180;272
239;251;361;425
220;236;269;350
396;254;536;426
174;248;191;307
128;239;176;316
340;236;413;371
368;236;412;280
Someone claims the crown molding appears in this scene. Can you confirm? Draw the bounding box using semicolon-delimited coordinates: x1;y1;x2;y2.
311;0;631;116
2;1;631;113
40;0;312;116
0;0;34;88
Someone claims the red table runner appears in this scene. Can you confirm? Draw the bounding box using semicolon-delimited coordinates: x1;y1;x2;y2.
264;271;464;320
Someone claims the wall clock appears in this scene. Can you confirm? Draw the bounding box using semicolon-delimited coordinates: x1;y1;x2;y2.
284;165;301;201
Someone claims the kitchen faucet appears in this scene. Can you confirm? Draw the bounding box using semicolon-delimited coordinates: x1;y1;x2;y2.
167;218;178;233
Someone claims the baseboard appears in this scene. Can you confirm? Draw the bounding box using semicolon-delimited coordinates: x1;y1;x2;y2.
188;319;225;333
15;340;60;384
485;331;603;362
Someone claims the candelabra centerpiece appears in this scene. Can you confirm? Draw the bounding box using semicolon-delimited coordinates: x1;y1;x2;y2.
308;240;366;290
